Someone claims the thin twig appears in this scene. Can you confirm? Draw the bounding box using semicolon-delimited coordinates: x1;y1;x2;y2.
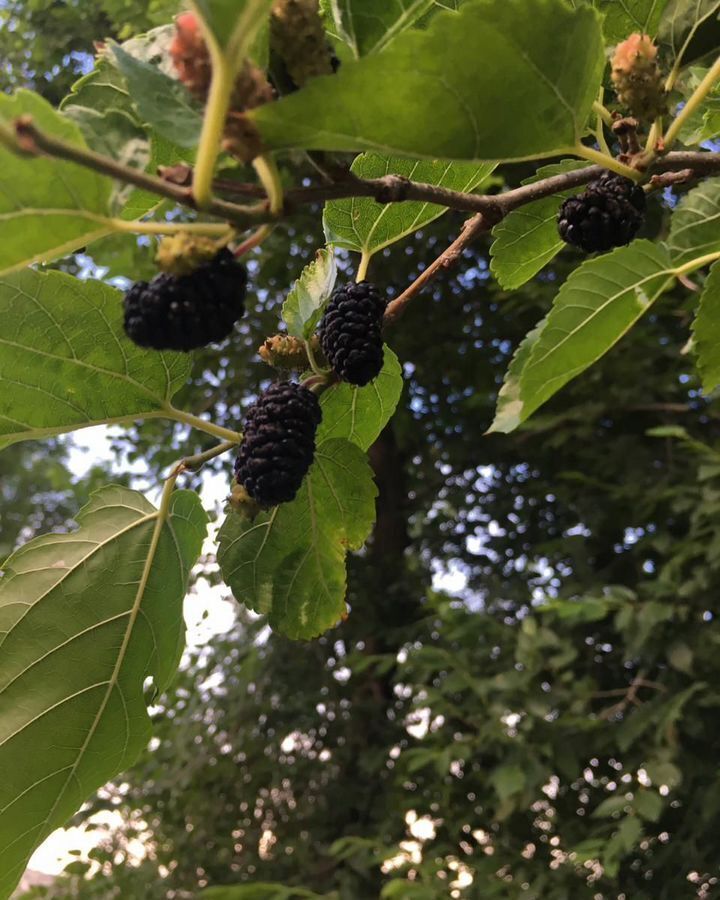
383;213;492;326
13;116;268;228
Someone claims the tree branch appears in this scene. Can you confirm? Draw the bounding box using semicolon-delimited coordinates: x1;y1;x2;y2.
13;116;268;228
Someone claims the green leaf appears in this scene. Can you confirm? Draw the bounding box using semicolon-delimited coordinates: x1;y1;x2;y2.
250;0;604;161
489;241;675;433
667;177;720;265
645;759;683;788
489;160;589;290
634;790;665;822
0;90;115;275
0;268;191;449
0;485;207;900
105;41;204;149
693;260;720;391
668;641;694;673
192;0;275;58
61;56;140;121
677;67;720;144
218;439;377;639
490;763;526;801
203;886;326;899
659;0;720;61
592;794;630;818
318;347;403;449
323;153;496;256
62;106;150;213
487;315;549;434
282;248;337;339
119;134;192;221
321;0;435;56
62;39;194;220
589;0;670;40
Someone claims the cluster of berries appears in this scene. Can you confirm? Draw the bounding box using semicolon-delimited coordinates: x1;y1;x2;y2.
123;252;386;508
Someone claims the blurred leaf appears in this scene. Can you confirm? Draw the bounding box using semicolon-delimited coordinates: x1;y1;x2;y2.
693;260;720;392
106;40;203;148
250;0;604;160
634;789;664;822
592;795;631;818
321;0;435;56
591;0;670;40
192;0;275;57
490;763;526;801
659;0;720;61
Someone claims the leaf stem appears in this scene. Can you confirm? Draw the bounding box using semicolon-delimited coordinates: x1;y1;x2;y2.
304;339;328;377
111;219;230;237
166;406;242;442
664;55;720;150
173;440;238;474
673;250;720;278
356;251;372;282
592;99;614;127
234;223;274;257
253;154;284;214
573;143;642;180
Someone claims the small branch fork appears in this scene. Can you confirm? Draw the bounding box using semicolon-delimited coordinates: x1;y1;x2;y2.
593;671;667;721
9;114;720;326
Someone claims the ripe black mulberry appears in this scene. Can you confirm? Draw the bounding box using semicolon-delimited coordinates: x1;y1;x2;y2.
234;381;322;507
557;172;645;253
319;282;386;386
123;249;246;351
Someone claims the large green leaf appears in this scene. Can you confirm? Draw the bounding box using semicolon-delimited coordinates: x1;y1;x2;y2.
324;153;496;256
489;160;589;290
282;248;337;339
0;91;115;276
321;0;435;56
250;0;604;161
667;176;720;265
659;0;720;60
318;347;404;449
693;260;720;391
489;241;675;433
0;269;191;449
218;439;377;639
0;485;208;900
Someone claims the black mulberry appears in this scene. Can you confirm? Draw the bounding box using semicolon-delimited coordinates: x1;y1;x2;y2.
123;249;246;351
557;172;645;253
319;282;386;386
234;381;322;507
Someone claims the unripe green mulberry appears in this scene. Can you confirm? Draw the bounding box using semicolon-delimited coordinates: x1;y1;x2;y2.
270;0;337;88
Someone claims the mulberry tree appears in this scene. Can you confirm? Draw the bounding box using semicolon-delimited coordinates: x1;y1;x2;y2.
2;1;720;897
